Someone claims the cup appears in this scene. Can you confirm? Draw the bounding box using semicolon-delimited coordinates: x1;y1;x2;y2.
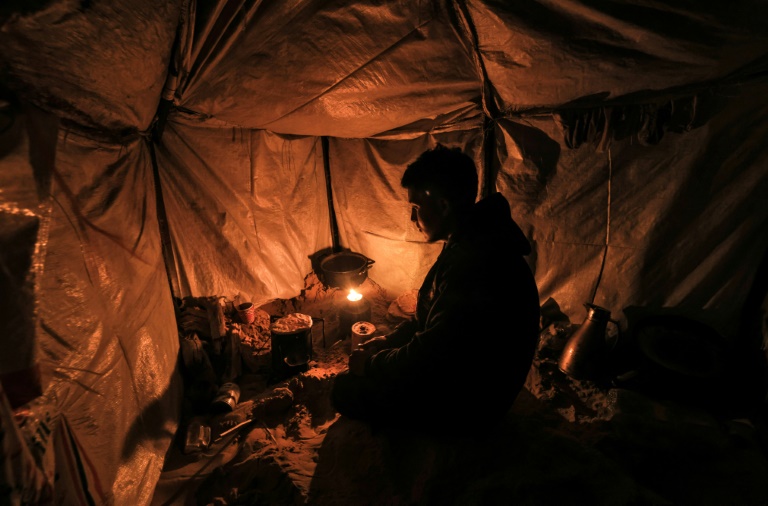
237;302;256;324
351;321;376;350
211;382;241;413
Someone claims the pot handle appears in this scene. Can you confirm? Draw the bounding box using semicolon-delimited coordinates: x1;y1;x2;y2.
358;258;375;274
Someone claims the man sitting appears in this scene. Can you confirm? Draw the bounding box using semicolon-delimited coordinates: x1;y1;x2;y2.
331;145;540;432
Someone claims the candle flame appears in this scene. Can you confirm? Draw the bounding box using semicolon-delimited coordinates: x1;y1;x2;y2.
347;288;363;302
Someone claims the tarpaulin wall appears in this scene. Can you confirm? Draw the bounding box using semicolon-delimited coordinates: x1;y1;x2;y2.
1;1;183;503
158;0;768;337
0;106;181;504
155;0;484;301
1;0;767;503
496;82;768;336
155;116;331;303
38;131;180;505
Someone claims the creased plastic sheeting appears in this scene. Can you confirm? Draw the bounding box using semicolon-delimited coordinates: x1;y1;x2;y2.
36;132;180;505
0;385;51;503
156;116;331;303
497;80;768;337
329;130;484;297
465;0;768;111
0;0;182;132
0;104;55;401
370;103;485;141
165;0;481;138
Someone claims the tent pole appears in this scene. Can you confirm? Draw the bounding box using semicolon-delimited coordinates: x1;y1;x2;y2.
148;138;181;298
452;0;498;199
321;136;341;253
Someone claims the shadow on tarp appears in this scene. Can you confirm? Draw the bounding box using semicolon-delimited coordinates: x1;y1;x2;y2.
121;363;183;462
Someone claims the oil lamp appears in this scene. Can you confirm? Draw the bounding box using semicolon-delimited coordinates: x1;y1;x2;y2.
339;288;371;339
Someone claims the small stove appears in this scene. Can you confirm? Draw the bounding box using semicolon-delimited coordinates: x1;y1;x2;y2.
338;289;371;339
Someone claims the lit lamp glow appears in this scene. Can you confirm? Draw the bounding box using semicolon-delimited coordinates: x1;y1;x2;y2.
339;288;371;339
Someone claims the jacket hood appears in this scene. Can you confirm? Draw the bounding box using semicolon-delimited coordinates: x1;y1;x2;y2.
450;193;532;255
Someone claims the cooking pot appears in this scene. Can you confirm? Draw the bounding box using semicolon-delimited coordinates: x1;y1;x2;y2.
270;314;314;381
319;251;374;289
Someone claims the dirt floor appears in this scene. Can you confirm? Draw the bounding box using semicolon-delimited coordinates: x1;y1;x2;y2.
150;275;768;506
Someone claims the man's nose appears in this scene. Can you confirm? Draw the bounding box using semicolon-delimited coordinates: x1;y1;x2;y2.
410;208;417;222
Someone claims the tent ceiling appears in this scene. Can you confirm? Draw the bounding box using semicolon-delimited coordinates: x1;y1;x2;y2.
468;0;768;112
166;0;482;137
0;0;183;132
3;0;766;136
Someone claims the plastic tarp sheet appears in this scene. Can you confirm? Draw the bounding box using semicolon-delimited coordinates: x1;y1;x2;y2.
34;132;180;505
163;0;481;137
2;2;183;503
464;0;768;111
0;0;182;132
0;114;181;503
155;0;768;320
156;115;331;303
0;105;51;404
1;0;768;501
496;79;768;336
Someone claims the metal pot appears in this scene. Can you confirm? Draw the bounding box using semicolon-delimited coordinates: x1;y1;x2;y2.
319;251;374;289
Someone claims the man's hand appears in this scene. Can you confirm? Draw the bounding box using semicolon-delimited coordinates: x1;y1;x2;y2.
358;336;388;353
349;348;374;376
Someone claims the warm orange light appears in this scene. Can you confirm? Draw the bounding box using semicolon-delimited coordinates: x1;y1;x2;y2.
347;288;363;302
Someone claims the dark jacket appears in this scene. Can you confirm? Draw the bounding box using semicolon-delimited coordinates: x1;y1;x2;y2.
367;193;540;426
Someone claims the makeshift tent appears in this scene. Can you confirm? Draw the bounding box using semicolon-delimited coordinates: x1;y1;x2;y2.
1;0;766;503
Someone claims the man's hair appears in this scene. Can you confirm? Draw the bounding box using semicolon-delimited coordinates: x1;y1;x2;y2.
400;144;478;207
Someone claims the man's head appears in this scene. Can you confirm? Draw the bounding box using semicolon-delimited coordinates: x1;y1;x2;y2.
401;144;478;242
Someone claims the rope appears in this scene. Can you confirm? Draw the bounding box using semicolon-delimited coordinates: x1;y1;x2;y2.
589;147;612;305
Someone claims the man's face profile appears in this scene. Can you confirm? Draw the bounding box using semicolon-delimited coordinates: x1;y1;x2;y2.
407;187;448;242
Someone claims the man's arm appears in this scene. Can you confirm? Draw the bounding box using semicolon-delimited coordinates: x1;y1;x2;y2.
365;261;475;384
383;318;418;348
356;318;417;353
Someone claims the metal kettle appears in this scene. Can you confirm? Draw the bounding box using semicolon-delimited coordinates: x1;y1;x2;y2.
558;304;617;380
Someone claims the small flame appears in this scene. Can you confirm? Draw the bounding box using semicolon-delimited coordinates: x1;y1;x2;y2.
347;288;363;302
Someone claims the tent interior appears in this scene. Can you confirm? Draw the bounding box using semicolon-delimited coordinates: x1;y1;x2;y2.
1;0;768;504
